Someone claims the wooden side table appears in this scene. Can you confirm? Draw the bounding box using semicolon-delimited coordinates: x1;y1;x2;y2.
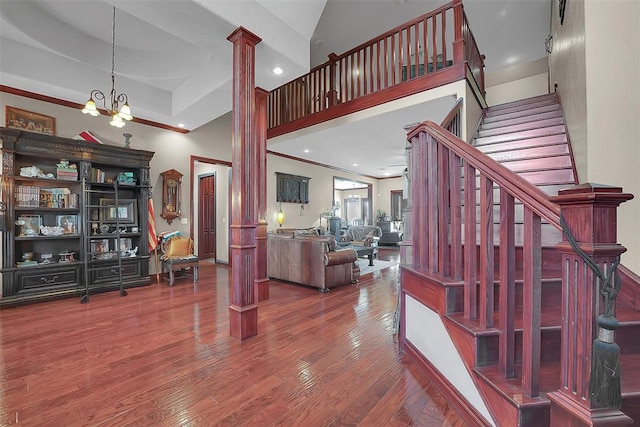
162;257;199;286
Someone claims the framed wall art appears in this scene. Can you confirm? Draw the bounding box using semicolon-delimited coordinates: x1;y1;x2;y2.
5;106;56;136
99;198;138;225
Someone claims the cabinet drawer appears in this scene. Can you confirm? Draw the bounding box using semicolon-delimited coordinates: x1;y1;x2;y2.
91;260;141;284
15;265;80;295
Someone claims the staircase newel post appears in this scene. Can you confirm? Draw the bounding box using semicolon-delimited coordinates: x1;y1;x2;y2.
328;53;338;108
548;183;633;426
400;123;417;268
452;0;464;65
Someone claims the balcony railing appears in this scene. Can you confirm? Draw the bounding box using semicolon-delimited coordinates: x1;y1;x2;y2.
267;0;484;134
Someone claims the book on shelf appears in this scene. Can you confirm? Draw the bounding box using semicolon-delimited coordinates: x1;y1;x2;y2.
15;185;40;207
56;169;78;181
89;167;107;183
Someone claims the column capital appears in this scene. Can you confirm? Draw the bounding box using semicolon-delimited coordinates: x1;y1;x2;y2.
227;26;262;45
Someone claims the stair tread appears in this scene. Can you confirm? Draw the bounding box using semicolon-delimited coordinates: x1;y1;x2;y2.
478;118;565;138
482;104;562;124
475;353;640;407
446;300;640;335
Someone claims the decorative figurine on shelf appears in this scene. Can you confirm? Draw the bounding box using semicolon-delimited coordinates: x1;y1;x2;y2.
123;133;132;148
15;219;26;236
92;222;99;235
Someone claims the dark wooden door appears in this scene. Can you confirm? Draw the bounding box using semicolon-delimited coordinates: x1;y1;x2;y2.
198;174;216;260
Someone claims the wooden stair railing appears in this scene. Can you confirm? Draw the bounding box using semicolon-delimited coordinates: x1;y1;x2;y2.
267;0;484;132
404;121;635;423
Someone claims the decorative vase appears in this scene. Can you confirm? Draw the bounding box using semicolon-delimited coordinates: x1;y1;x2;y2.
123;133;132;148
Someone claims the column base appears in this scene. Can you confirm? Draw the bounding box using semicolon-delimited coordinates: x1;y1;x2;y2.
254;278;269;302
229;304;258;340
548;391;633;427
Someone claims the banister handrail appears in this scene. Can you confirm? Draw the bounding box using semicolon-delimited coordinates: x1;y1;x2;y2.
408;121;561;228
440;98;464;129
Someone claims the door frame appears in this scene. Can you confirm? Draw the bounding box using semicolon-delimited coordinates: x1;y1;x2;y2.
198;172;217;260
189;155;232;264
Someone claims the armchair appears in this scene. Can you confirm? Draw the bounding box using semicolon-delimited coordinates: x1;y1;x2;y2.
160;236;199;286
340;225;382;259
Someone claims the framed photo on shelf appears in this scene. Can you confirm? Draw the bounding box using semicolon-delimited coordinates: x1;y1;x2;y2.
17;215;42;237
118;238;132;253
5;106;56;136
90;239;110;259
99;198;138;225
56;214;78;235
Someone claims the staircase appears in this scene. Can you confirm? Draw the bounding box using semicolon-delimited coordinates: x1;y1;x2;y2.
473;93;576;196
400;94;640;426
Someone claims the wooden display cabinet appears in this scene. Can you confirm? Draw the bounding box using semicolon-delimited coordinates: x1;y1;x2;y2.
0;127;154;306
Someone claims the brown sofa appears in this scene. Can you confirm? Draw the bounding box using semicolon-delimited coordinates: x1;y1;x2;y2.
267;233;359;291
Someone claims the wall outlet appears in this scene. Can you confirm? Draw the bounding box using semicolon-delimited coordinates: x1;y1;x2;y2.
181;217;188;225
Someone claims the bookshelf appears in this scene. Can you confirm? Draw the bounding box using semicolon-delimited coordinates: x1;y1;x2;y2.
0;127;154;306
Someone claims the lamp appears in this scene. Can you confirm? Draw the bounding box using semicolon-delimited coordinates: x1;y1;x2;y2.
82;7;133;128
276;205;285;227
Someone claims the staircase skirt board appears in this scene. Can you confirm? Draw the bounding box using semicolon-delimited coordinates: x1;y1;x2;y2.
403;285;496;426
403;341;493;427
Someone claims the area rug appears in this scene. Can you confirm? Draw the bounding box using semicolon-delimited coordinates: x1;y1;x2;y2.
357;258;397;276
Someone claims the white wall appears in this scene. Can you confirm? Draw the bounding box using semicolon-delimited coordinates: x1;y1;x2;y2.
549;0;640;273
376;177;403;218
485;57;549;107
266;154;378;231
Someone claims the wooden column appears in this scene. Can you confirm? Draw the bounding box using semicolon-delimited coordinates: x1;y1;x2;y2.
254;87;269;302
227;27;262;340
548;183;634;426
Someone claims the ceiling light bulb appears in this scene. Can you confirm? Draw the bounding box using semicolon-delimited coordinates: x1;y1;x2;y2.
303;149;310;153
109;113;125;128
118;103;133;121
178;123;185;128
352;163;358;167
82;98;100;117
272;67;283;75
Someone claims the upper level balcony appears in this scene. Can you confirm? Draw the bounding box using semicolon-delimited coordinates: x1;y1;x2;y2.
267;0;486;139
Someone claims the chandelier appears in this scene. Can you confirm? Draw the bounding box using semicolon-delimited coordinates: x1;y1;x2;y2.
81;6;133;128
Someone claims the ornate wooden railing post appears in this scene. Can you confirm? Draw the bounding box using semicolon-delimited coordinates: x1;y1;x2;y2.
227;27;261;340
548;183;634;426
452;0;464;65
327;53;338;108
254;87;269;302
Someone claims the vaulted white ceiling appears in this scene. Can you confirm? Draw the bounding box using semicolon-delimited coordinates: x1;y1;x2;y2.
0;0;550;178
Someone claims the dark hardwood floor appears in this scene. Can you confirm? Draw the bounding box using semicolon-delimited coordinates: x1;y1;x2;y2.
0;248;466;426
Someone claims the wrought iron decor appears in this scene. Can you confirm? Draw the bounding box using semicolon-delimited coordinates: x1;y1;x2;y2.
276;172;310;204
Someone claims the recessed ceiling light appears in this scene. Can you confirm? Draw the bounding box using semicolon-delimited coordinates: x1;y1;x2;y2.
177;123;185;128
352;163;358;167
272;66;283;75
303;149;310;153
505;56;518;65
384;172;391;176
